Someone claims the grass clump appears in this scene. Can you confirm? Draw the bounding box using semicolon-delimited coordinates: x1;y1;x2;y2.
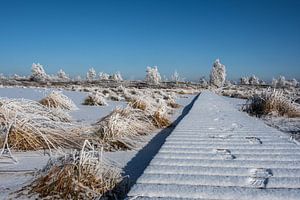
26;140;123;199
0;98;82;151
93;107;155;151
83;92;107;106
153;108;171;128
39;91;78;110
243;89;300;118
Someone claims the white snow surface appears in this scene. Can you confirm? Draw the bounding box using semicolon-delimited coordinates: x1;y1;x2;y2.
0;87;127;123
128;91;300;200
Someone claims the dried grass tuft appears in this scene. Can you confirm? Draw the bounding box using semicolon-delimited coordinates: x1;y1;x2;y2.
243;89;300;118
27;140;123;199
152;107;171;128
0;98;83;151
39;91;78;110
83;92;107;106
93;107;155;151
129;98;147;111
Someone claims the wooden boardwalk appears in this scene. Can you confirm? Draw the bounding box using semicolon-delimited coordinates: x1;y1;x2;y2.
128;91;300;200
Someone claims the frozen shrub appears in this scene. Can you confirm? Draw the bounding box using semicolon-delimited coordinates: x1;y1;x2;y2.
145;66;161;85
291;78;299;87
240;77;250;85
39;91;78;110
243;89;300;118
209;59;226;88
110;72;123;81
171;70;184;83
0;98;82;151
272;78;278;87
199;77;208;87
31;63;49;82
93;107;155;150
27;141;122;199
249;75;260;85
277;76;286;87
86;67;97;81
57;69;69;81
99;72;110;80
83;92;107;106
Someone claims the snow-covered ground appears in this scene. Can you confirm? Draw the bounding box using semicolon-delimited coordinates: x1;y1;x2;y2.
0;87;127;123
128;91;300;199
0;86;196;199
222;95;300;142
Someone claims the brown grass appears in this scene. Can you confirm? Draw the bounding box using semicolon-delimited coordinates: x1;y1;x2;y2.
129;98;147;111
93;107;155;151
243;89;300;118
152;110;171;128
0;98;83;151
27;141;123;199
39;91;77;110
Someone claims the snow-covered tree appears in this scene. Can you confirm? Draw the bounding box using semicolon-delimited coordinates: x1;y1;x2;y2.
171;70;185;83
209;59;226;88
240;77;250;85
145;66;161;85
199;77;208;87
290;78;299;87
249;75;260;85
277;76;286;87
0;73;5;79
99;72;110;80
31;63;49;82
272;78;278;87
57;69;69;81
110;72;123;81
86;67;96;81
171;70;180;83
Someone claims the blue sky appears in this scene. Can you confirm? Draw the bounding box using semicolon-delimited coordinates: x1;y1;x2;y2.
0;0;299;81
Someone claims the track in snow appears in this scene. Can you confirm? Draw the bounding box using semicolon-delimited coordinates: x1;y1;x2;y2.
128;91;300;200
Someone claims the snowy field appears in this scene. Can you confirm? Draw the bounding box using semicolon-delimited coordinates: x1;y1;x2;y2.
0;86;197;199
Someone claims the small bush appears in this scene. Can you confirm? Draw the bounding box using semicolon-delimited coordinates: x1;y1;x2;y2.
27;140;123;199
39;91;78;110
83;92;107;106
243;89;300;118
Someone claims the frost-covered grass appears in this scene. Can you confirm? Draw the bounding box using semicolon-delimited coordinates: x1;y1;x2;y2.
0;98;83;151
92;107;155;151
243;89;300;118
24;141;123;199
83;92;107;106
39;91;78;110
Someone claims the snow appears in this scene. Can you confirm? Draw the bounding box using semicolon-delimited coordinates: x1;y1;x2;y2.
0;87;127;123
128;91;300;199
0;86;196;199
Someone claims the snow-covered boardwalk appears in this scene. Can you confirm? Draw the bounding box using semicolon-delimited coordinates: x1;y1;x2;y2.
128;91;300;200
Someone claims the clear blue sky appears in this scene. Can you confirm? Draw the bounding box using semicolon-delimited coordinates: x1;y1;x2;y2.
0;0;299;81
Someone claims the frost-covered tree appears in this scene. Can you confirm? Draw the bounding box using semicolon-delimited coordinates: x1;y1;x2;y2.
249;75;260;85
171;70;185;83
199;77;208;87
171;70;180;83
290;78;299;87
86;67;96;81
57;69;69;81
277;76;286;87
272;78;278;87
145;66;161;85
209;59;226;88
240;77;250;85
31;63;49;82
110;72;123;81
0;73;5;80
99;72;110;80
